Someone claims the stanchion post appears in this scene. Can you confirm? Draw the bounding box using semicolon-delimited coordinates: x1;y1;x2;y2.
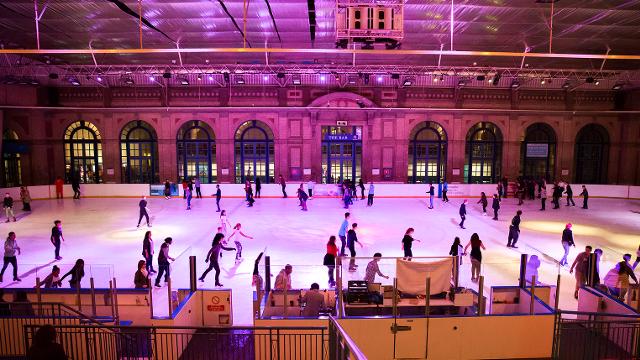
148;277;154;319
76;278;82;312
113;277;120;325
393;278;398;317
478;276;484;316
425;277;431;316
530;275;536;315
189;256;197;293
587;253;597;287
90;277;97;317
265;256;271;293
554;274;561;311
35;277;42;316
519;254;528;288
337;256;344;319
283;289;288;319
167;277;173;318
453;257;460;288
109;280;116;320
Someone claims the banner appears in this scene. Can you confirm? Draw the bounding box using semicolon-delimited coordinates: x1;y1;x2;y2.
396;258;452;295
526;143;549;158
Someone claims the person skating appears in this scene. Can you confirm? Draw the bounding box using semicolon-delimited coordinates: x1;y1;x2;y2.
141;231;156;274
358;179;365;200
255;177;262;198
323;236;339;287
307;179;315;198
402;228;421;260
560;223;575;266
279;174;287;198
347;223;364;271
342;186;352;209
579;185;589;209
246;186;255;207
244;180;252;202
55;176;64;199
364;253;389;283
199;233;235;287
164;179;171;199
477;192;488;216
427;182;435;209
367;181;375;206
194;178;202;199
252;251;265;309
71;174;81;199
338;212;350;256
181;180;188;199
565;183;576;206
3;193;16;222
215;185;222;212
459;200;468;229
507;210;522;248
155;237;175;287
491;194;500;220
516;180;524;206
501;177;509;198
219;210;232;234
449;237;464;265
298;184;309;211
540;181;547;211
185;188;192;210
187;178;194;197
137;196;151;228
38;266;62;288
442;180;449;202
349;180;357;202
61;259;84;289
497;182;503;202
570;246;592;299
227;223;253;262
274;265;293;290
134;260;150;289
0;232;21;282
552;182;562;209
50;220;64;261
603;254;638;300
20;187;31;212
464;233;486;282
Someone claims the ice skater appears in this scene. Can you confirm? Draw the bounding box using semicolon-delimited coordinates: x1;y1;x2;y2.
579;185;589;209
477;192;488;215
20;187;31;211
307;179;315;198
297;184;308;211
39;265;62;288
279;175;287;198
61;259;85;289
185;188;192;210
402;228;421;260
199;233;236;287
227;223;253;262
55;176;64;199
491;194;500;220
0;232;21;282
324;236;338;287
449;237;464;265
71;174;81;199
194;178;202;199
141;231;156;274
459;200;468;229
3;193;16;222
342;186;352;209
560;223;575;266
137;196;151;228
219;210;232;235
164;179;172;199
565;183;576;206
155;237;175;287
181;180;188;199
427;182;435;209
215;185;222;212
338;212;350;256
442;180;449;202
50;220;65;261
507;210;522;248
570;245;592;299
364;253;389;283
540;181;547;211
358;179;366;200
367;181;375;206
464;233;485;282
244;180;252;202
347;223;364;271
255;177;262;198
497;182;503;202
246;186;255;207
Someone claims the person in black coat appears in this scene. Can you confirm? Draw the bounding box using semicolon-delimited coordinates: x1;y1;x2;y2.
491;194;500;220
565;184;576;206
215;185;222;212
60;259;84;289
137;196;151;228
507;210;522;248
459;200;467;229
71;173;81;199
579;185;589;209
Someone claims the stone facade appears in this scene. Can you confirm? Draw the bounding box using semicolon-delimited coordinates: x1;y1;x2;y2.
1;85;639;185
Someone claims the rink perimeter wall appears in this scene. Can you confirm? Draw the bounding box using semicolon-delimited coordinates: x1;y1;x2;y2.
3;183;640;200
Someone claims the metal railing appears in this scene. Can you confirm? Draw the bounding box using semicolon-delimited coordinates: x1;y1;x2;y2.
553;310;640;360
328;316;367;360
22;324;332;360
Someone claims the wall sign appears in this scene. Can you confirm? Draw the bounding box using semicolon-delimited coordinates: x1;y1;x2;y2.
221;168;229;175
336;120;348;126
526;143;549;158
371;168;380;176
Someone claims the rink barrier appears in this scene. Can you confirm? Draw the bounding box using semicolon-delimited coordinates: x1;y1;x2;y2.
3;183;640;200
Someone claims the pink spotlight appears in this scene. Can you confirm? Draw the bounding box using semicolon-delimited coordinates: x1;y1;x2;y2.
208;75;214;81
377;76;383;82
263;75;269;81
149;76;155;81
320;75;326;81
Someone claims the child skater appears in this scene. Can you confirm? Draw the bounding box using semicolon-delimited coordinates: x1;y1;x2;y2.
477;192;488;216
227;223;254;263
219;210;232;235
298;184;309;211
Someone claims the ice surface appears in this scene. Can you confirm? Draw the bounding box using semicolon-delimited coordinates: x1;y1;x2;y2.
1;194;639;324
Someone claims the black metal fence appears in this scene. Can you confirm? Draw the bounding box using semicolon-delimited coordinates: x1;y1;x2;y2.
553;311;640;359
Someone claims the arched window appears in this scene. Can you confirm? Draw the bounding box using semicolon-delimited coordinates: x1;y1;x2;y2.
120;121;159;184
234;120;275;184
2;130;22;187
520;123;557;181
465;122;503;184
176;121;216;183
408;122;447;184
64;121;103;183
575;124;609;184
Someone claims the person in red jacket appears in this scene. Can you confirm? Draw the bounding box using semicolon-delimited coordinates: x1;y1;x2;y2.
54;177;64;199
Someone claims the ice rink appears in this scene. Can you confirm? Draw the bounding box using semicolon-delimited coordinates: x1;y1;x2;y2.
1;192;640;325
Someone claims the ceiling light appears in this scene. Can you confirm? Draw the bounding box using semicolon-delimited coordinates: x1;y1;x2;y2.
511;79;521;89
179;77;189;86
376;75;384;83
348;76;358;85
595;80;600;85
30;79;40;85
96;76;103;82
149;75;155;81
292;75;301;85
208;74;214;81
123;77;134;85
263;75;269;81
612;83;624;90
236;76;245;84
402;77;414;87
562;81;571;89
197;74;202;81
457;79;467;87
492;73;501;86
319;75;326;82
68;77;81;86
541;79;546;85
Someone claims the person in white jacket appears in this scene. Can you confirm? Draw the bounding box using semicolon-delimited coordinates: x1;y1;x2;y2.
274;264;293;290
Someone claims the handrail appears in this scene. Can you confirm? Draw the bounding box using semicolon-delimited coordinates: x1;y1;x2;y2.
329;315;368;360
2;302;114;327
22;324;328;331
557;309;640;319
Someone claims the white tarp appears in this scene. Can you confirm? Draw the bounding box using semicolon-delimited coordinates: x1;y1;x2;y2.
396;258;453;295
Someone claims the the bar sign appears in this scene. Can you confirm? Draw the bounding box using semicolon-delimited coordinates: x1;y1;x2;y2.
526;143;548;158
336;120;348;126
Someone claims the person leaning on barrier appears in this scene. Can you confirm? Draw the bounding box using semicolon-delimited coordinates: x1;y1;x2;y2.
301;283;325;317
274;264;293;291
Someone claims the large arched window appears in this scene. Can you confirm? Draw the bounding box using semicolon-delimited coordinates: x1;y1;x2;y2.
575;124;609;184
120;121;159;184
408;121;447;184
64;121;103;183
2;130;22;187
465;122;503;184
520;123;557;181
177;121;216;183
234;120;275;184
